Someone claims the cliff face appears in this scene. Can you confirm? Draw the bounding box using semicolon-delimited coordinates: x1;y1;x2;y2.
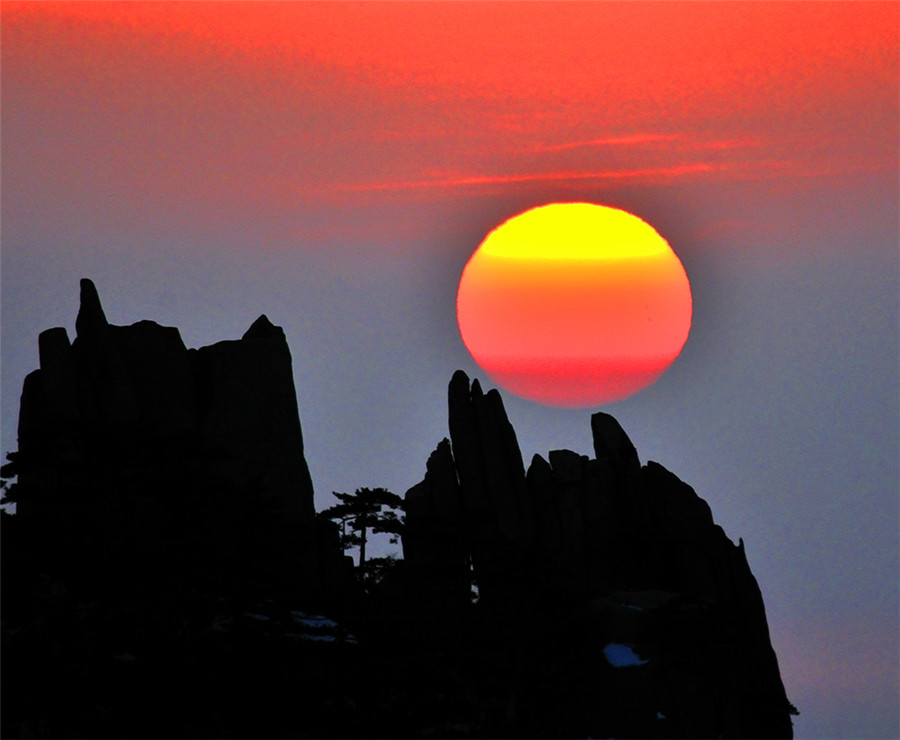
12;279;339;597
3;286;794;739
403;369;795;739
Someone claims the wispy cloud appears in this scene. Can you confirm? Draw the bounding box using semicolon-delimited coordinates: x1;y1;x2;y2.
295;150;875;203
310;163;723;196
524;134;762;155
526;134;682;153
688;137;763;151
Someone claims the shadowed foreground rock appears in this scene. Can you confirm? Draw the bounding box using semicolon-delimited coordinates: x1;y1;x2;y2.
403;370;796;738
2;283;794;738
11;279;347;599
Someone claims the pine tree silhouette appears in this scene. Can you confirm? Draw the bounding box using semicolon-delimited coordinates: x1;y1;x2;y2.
320;487;405;572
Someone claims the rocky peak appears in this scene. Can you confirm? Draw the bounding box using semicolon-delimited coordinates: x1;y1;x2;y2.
74;277;108;339
447;370;529;542
12;280;338;596
4;284;795;738
242;313;283;340
402;370;796;738
591;410;641;476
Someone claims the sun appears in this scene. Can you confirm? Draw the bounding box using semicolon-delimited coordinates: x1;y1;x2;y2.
456;202;692;407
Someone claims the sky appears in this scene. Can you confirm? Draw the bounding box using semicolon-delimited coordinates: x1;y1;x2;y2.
1;2;897;737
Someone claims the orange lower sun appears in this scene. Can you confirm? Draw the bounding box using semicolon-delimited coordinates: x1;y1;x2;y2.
456;202;692;407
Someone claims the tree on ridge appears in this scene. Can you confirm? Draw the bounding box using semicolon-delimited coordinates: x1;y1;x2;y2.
320;487;405;572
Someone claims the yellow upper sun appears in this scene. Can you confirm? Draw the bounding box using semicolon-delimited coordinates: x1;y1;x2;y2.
478;202;670;260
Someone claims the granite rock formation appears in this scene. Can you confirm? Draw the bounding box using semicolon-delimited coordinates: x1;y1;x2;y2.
11;279;344;598
2;285;794;738
403;369;795;738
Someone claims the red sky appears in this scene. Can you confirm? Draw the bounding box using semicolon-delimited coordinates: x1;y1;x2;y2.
3;1;895;246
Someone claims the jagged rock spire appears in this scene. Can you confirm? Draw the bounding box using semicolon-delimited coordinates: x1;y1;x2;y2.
75;278;108;339
447;369;529;543
590;411;641;476
243;314;284;340
403;373;795;738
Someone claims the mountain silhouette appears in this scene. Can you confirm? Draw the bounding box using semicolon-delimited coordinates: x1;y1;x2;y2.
1;280;796;738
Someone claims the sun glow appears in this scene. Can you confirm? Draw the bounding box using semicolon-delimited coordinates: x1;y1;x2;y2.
457;203;692;407
478;203;670;260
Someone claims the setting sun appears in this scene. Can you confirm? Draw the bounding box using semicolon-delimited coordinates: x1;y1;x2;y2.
457;203;692;406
